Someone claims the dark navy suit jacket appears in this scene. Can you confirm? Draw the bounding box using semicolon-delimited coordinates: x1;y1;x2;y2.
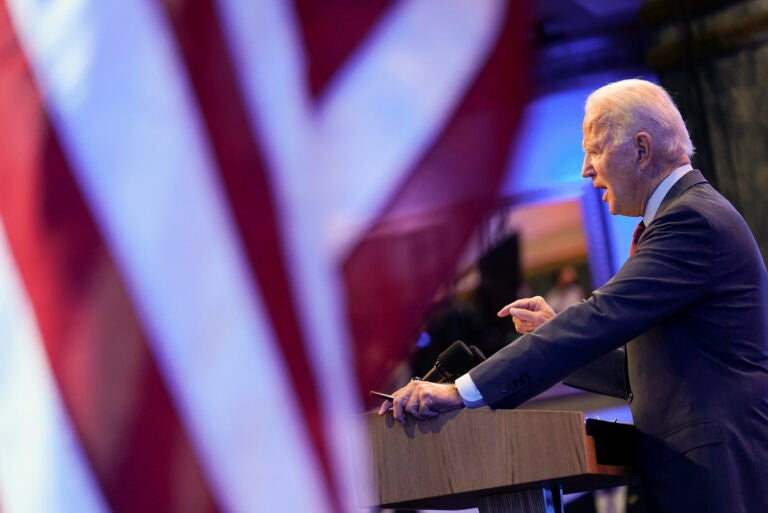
469;170;768;513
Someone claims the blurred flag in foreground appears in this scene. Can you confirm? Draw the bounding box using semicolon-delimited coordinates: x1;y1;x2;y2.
0;0;526;512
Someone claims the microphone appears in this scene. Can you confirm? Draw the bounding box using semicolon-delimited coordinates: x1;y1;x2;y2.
463;345;487;373
369;341;482;405
436;344;487;383
421;340;474;382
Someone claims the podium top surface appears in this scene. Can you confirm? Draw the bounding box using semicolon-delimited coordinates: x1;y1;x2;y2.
357;408;639;510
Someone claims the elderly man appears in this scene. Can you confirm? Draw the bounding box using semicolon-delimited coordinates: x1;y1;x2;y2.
379;79;768;513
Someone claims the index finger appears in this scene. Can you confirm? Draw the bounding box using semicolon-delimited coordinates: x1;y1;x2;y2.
497;303;514;317
509;297;538;310
497;297;536;317
506;307;539;322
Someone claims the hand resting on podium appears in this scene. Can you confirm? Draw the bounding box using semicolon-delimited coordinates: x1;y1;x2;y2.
377;380;464;425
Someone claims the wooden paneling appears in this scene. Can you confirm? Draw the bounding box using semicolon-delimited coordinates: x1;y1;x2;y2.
357;408;637;510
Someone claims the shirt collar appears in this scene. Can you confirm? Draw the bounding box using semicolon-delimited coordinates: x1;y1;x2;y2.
643;163;693;225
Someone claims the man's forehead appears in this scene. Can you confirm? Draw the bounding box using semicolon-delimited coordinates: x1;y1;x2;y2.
582;118;609;144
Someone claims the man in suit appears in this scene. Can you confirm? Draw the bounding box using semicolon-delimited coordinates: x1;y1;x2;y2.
378;79;768;513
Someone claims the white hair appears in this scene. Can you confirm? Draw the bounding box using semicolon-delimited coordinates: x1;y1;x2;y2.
585;79;694;163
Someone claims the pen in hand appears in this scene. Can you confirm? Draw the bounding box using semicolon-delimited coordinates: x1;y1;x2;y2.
369;390;394;401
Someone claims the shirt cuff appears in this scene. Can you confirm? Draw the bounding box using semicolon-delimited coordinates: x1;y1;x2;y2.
455;373;486;408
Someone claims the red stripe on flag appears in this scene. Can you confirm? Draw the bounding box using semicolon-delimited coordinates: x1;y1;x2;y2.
0;6;220;512
159;2;343;511
343;3;530;403
292;0;392;97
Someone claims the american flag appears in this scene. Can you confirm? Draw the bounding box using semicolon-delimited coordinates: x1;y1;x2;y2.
0;0;526;511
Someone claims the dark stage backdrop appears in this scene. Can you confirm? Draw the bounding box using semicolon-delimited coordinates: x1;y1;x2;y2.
645;0;768;262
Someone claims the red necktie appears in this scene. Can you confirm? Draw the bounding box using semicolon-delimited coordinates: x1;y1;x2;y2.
630;221;646;256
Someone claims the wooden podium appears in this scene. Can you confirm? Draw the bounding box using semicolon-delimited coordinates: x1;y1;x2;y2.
358;409;640;513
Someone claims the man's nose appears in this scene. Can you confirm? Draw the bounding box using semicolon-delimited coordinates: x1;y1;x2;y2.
581;156;593;178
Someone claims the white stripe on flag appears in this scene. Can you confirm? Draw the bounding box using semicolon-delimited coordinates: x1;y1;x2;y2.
315;0;506;256
215;2;372;510
217;2;506;509
6;0;330;512
0;220;111;513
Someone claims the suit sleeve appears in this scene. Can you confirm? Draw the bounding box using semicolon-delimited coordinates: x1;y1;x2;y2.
469;203;715;409
562;347;629;400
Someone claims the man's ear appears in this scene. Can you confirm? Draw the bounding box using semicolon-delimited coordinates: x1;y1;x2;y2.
635;132;652;169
